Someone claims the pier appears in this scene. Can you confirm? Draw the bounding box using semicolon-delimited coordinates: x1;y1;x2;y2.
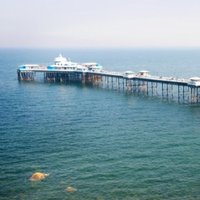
17;55;200;104
17;67;200;104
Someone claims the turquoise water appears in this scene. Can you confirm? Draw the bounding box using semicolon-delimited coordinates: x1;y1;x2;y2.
1;49;200;199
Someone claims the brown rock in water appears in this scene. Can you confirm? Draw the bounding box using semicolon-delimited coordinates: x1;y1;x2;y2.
29;172;49;181
66;186;77;193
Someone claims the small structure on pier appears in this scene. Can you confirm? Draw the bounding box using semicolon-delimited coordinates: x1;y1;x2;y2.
138;70;150;77
54;54;67;65
48;54;81;71
82;63;103;72
123;71;135;78
18;64;40;70
188;77;200;86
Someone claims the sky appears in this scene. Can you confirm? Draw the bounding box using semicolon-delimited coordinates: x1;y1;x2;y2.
0;0;200;48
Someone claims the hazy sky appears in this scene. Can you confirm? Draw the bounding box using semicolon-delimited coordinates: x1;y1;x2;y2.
1;0;200;48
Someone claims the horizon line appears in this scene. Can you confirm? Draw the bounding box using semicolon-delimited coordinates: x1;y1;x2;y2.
1;46;200;50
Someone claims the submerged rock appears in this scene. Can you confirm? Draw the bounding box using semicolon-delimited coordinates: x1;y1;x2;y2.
66;186;77;193
29;172;49;181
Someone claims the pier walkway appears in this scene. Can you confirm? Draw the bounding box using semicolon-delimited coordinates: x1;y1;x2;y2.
17;64;200;104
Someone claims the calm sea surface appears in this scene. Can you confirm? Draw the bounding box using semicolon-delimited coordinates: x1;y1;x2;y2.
1;49;200;200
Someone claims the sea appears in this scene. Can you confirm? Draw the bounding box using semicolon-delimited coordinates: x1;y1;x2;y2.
1;48;200;200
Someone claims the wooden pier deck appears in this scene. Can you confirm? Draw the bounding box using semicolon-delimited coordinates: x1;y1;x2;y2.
17;66;200;104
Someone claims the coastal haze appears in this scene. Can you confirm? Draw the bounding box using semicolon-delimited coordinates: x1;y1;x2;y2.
0;0;200;48
1;0;200;200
